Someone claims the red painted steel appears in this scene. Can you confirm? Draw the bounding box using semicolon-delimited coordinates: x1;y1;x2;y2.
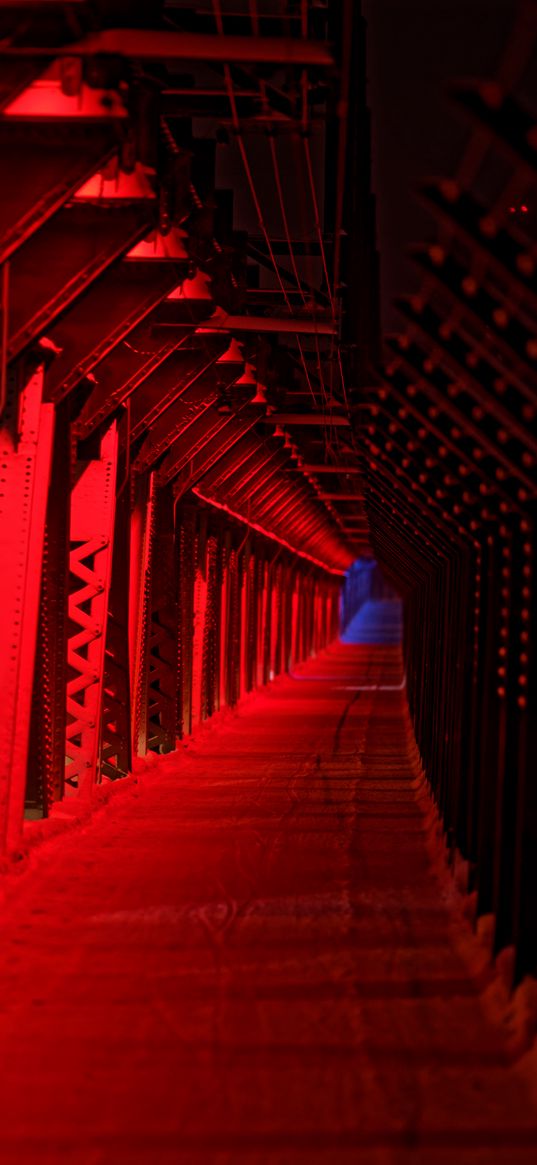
65;423;118;795
0;367;54;850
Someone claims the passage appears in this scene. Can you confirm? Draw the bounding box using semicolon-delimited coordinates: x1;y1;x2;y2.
0;601;535;1164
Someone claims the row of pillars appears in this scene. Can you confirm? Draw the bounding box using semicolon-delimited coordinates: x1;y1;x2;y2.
0;366;341;854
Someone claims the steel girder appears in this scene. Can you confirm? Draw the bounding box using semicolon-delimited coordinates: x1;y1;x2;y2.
100;414;132;781
418;180;537;316
130;348;234;458
0;366;54;849
7;204;154;361
393;298;537;457
74;330;179;436
19;28;334;67
26;398;71;815
0;3;364;861
410;244;537;395
45;260;186;405
167;412;259;494
65;423;118;794
0;121;118;264
450;83;537;178
385;337;536;495
361;23;537;984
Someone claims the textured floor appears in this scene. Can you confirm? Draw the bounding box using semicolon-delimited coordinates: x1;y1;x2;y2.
0;606;536;1163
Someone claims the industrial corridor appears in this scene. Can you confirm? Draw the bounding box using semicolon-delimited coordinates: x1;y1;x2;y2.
1;0;537;1160
0;602;535;1163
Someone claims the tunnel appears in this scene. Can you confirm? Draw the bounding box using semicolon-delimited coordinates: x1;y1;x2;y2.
0;1;536;1160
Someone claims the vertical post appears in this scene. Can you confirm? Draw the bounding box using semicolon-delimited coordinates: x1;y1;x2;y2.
65;422;118;796
131;471;158;754
191;514;207;731
272;560;282;678
100;414;132;780
177;503;196;738
218;530;231;711
256;555;267;688
0;365;55;850
0;262;9;417
201;531;220;720
228;545;241;706
26;401;71;815
138;482;178;753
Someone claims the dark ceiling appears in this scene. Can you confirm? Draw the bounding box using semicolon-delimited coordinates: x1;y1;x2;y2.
364;0;524;329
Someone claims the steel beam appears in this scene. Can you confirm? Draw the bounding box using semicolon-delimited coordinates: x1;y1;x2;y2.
65;423;118;796
45;260;187;406
0;122;116;264
144;483;179;754
317;493;365;501
130;475;155;754
101;414;132;782
129;347;228;444
0;366;55;851
168;415;259;494
395;297;536;453
205;313;336;336
289;464;362;473
156;312;335;336
410;244;537;394
75;334;178;437
450;83;537;178
25;399;71;816
263;413;350;426
161;411;239;487
12;30;334;67
8;203;153;360
419;181;537;317
386;336;536;495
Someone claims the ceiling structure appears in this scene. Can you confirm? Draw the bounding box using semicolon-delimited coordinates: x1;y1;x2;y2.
360;5;537;596
0;0;379;575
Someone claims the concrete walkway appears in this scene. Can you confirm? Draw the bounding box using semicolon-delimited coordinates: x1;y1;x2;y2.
0;635;536;1163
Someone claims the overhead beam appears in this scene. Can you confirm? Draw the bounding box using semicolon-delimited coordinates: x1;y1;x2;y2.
155;312;336;336
290;464;362;473
210;314;335;335
8;203;152;361
418;180;537;316
410;243;537;394
450;83;537;178
8;31;334;67
317;493;365;501
0;122;116;264
45;261;183;405
264;413;350;426
165;412;258;492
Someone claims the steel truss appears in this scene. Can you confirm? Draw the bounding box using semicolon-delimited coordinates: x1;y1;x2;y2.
65;424;118;794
